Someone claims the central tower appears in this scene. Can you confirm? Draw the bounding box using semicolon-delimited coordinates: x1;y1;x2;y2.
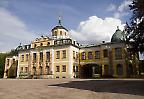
52;16;69;39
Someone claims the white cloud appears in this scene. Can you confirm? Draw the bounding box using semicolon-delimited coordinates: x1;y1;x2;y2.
114;12;129;19
118;0;132;12
113;0;132;18
0;8;37;52
107;4;116;12
70;16;125;44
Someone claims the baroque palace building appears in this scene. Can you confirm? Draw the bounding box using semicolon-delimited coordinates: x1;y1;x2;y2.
3;18;139;79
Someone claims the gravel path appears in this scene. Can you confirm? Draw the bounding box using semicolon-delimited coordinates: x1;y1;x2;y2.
0;79;144;99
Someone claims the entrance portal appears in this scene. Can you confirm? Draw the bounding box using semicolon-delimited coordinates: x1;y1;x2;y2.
80;64;102;78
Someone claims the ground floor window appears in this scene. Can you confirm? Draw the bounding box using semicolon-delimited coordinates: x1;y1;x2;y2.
92;65;100;74
128;64;133;75
104;65;109;75
25;67;28;73
20;67;23;73
73;66;79;72
76;66;78;72
62;65;66;72
39;66;43;75
33;67;36;75
117;64;123;75
46;66;50;75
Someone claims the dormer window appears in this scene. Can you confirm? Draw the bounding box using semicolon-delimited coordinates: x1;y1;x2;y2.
47;42;50;46
54;31;57;36
34;44;37;48
40;43;43;46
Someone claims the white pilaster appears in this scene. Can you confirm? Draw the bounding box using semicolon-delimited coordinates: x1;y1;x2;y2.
69;46;73;78
51;49;54;78
17;54;20;78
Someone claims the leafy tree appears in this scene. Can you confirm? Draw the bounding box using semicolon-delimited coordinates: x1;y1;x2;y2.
127;0;144;53
0;44;21;78
0;53;8;78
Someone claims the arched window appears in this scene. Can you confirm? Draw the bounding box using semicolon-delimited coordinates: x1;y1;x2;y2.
117;64;123;75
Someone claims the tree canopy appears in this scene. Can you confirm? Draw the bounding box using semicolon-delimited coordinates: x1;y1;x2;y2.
0;53;8;78
127;0;144;53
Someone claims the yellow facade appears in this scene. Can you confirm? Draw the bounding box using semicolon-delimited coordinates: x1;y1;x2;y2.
4;20;139;79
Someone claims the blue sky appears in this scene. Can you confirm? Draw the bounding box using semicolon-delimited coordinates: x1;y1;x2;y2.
0;0;133;52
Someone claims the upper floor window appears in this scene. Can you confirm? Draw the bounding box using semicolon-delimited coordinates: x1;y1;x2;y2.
115;48;122;59
33;53;36;62
73;51;75;59
40;52;43;62
76;52;78;60
95;51;100;59
26;54;29;61
62;65;66;72
103;49;108;58
82;52;86;60
46;52;50;62
88;51;93;59
62;50;66;59
56;66;60;72
56;51;60;59
60;31;62;35
21;55;24;62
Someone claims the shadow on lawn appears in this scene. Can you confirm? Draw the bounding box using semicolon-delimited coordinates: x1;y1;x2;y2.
49;80;144;96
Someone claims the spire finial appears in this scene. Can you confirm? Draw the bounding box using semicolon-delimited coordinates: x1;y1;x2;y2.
20;42;22;46
117;26;119;30
58;16;62;26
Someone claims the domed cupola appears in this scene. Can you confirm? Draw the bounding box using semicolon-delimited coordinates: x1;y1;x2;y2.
52;16;69;39
111;26;125;43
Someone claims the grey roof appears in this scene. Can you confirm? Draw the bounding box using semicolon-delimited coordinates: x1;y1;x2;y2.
111;29;125;43
51;25;68;31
